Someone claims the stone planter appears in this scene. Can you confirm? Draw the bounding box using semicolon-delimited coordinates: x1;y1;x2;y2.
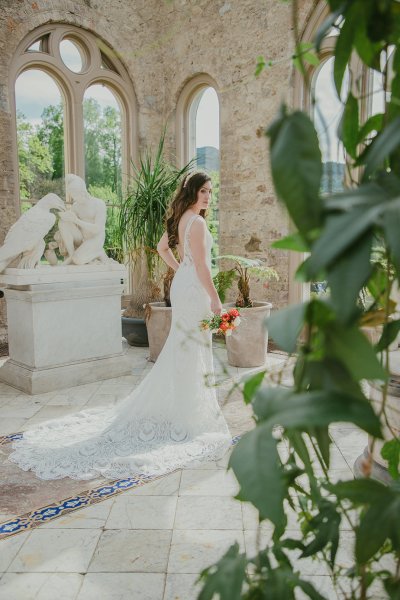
354;378;400;484
145;301;172;362
223;301;272;368
121;315;149;347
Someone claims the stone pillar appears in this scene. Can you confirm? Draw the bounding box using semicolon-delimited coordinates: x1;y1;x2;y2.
0;264;131;394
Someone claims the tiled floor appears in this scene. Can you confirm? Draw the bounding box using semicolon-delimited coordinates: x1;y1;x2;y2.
0;342;371;600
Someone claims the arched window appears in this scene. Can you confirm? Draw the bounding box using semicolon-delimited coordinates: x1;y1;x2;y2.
11;24;137;216
312;57;347;194
15;69;65;210
176;75;220;258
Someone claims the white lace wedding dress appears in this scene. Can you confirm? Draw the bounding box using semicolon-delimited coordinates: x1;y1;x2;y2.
9;214;231;480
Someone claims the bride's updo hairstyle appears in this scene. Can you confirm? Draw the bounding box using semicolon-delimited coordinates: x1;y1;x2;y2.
166;171;211;248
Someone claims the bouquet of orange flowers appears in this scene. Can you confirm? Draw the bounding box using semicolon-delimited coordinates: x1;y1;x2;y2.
200;308;241;336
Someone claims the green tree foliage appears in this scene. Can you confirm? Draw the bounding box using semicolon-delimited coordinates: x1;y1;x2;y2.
198;1;400;598
17;110;53;201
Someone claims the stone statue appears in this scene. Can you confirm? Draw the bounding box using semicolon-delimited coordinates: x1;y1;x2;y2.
56;174;110;266
0;193;65;273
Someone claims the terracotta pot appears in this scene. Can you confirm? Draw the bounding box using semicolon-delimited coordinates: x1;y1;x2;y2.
223;301;272;368
145;301;172;362
368;378;400;469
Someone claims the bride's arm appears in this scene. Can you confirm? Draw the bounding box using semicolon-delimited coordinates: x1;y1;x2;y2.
190;220;222;314
157;232;180;271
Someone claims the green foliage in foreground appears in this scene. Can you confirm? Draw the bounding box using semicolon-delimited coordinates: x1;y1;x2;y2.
199;1;400;598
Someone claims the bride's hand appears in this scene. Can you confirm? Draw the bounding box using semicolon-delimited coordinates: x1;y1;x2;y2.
211;295;222;315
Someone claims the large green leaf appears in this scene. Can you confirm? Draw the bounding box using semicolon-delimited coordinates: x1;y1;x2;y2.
361;117;400;178
380;439;400;480
266;108;322;236
252;387;382;437
333;3;357;95
383;200;400;276
339;92;359;159
357;113;384;145
306;203;382;277
301;499;341;567
197;542;247;600
229;425;286;527
325;324;387;381
243;370;266;405
271;232;310;252
267;303;307;353
327;232;373;324
329;480;400;562
375;320;400;353
356;488;400;562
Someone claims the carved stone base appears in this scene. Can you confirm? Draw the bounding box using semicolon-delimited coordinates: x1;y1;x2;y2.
0;265;131;394
0;354;131;395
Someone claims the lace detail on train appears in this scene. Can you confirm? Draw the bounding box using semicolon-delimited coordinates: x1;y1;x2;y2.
9;214;231;480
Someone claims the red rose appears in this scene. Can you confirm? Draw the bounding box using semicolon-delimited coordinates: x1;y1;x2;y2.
221;313;229;321
219;322;229;331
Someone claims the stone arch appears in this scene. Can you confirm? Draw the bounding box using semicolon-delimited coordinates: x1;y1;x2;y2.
175;73;220;168
9;22;138;214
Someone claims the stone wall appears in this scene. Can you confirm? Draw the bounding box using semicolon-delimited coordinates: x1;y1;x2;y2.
0;0;317;338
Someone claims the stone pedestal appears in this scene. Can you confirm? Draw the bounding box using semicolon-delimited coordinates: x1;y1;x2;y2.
0;264;132;394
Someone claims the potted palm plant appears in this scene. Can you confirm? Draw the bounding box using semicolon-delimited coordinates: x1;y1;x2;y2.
215;255;278;367
119;133;190;346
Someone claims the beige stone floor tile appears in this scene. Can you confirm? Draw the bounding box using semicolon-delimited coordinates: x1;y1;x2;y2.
24;405;80;427
0;572;83;600
47;383;101;406
0;398;43;419
0;418;28;435
0;531;30;572
179;469;239;496
77;573;165;600
105;495;177;530
88;529;171;573
174;496;242;530
167;529;244;574
7;529;100;573
42;499;114;529
127;471;181;496
163;573;201;600
84;391;128;408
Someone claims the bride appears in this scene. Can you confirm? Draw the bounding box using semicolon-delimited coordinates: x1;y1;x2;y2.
9;171;232;481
